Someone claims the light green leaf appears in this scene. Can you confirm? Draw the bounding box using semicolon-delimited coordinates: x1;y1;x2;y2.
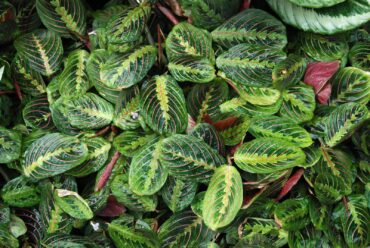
54;189;93;220
1;176;40;207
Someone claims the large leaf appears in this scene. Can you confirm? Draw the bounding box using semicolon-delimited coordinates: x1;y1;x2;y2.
100;45;157;89
22;95;54;130
59;49;90;97
0;127;21;164
160;134;226;182
106;4;151;44
140;75;188;135
232;84;281;106
274;197;310;231
22;132;88;180
57;93;114;130
212;8;287;49
249;116;313;148
217;43;286;87
161;176;198;213
272;55;307;90
158;211;214;248
186;78;229;122
313;102;369;147
288;0;345;8
1;176;40;207
14;29;63;76
203;165;243;230
329;67;370;105
129;140;168;196
113;130;158;157
36;0;86;38
166;22;215;63
53;189;93;220
349;41;370;70
234;137;306;174
266;0;370;34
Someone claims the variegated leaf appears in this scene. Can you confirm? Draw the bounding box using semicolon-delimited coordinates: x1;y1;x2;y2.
166;22;215;63
234;137;306;174
234;84;281;106
288;0;345;8
220;97;283;117
217;43;286;87
249;116;313;148
53;189;93;220
36;0;86;38
212;8;287;49
189;123;225;154
349;41;370;70
160;134;226;182
161;176;198;213
0;127;22;164
129;140;168;196
203;165;243;230
100;45;157;89
22;95;54;130
141;75;188;135
219;116;250;146
272;55;307;90
22;132;88;180
274;198;310;231
14;29;63;76
41;233;99;247
113;130;158;157
50;97;81;135
1;176;40;207
59;49;90;97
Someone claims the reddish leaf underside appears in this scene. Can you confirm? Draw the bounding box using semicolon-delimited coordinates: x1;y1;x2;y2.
97;195;126;217
274;168;305;201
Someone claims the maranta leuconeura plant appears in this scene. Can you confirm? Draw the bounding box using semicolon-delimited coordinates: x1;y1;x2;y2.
0;0;369;247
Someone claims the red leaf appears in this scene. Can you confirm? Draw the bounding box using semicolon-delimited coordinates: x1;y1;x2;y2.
274;168;304;201
186;114;196;133
95;151;121;192
97;196;126;217
240;0;251;11
304;61;340;104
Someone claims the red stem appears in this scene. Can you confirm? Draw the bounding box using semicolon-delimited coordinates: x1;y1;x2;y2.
156;2;179;25
94;126;111;137
13;80;22;101
95;151;121;192
157;24;163;65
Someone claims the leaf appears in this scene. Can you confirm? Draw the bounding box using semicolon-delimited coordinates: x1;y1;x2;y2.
158;210;214;248
140;75;188;135
111;174;158;212
0;126;21;164
166;22;215;63
100;45;157;89
66;136;111;177
274;198;310;231
14;29;63;76
53;189;93;220
249;116;313;148
106;4;151;44
22;95;55;130
300;32;349;62
304;61;340;104
113;130;158;157
275;168;305;201
211;8;287;49
233;84;281;106
50;97;81;135
279;83;316;124
203;165;243;230
1;176;40;207
288;0;345;8
329;67;370;105
160;134;226;182
314;174;346;204
41;233;99;247
313;102;369;147
349;41;370;71
129;140;168;196
58;93;114;130
189;123;225;154
59;49;90;97
217;43;286;87
219;116;250;146
9;215;27;238
272;55;307;90
186;78;229;122
108;223;160;248
168;56;216;83
266;0;370;34
234;137;306;174
97;195;125;217
36;0;86;38
161;176;198;213
220;97;283;117
22;132;88;180
0;227;18;248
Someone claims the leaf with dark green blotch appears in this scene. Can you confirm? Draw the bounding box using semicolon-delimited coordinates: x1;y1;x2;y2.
161;176;198;213
189;123;225;154
191;191;206;218
113;130;158;157
212;8;287;49
0;126;22;164
168;56;216;83
50;97;81;135
274;198;310;231
272;55;307;90
53;189;93;220
249;116;313;148
234;137;306;174
158;211;215;248
217;43;286;87
111;174;158;212
22;95;55;130
14;29;63;76
100;45;157;89
233;84;281;106
203;165;243;230
92;4;128;29
160;134;226;183
141;75;188;135
1;176;40;207
220;97;283;117
349;42;370;70
219;116;250;146
22;132;88;180
36;0;86;38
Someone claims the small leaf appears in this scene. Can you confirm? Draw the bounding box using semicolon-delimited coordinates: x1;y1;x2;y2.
9;215;27;238
349;41;370;70
1;176;40;207
113;130;158;157
272;55;307;90
22;95;54;130
54;189;93;220
0;126;21;164
274;197;310;231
